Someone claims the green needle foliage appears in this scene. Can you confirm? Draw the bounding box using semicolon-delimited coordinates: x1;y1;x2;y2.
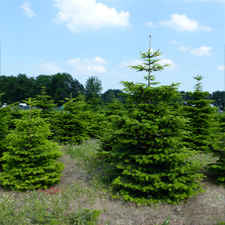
35;86;56;119
0;93;11;170
0;98;64;191
98;49;205;205
128;48;170;87
207;112;225;185
53;94;89;144
184;75;219;152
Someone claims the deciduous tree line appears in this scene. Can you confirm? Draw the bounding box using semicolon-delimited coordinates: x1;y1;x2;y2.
0;73;124;106
0;73;224;109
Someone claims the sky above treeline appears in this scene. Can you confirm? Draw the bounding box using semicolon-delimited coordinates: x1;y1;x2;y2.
1;0;225;93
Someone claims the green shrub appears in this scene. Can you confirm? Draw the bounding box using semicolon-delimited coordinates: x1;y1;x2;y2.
68;208;102;225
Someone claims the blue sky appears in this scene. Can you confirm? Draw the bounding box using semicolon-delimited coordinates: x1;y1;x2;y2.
1;0;224;93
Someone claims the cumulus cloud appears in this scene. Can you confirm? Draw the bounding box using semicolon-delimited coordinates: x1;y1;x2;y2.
21;2;36;18
179;45;212;56
145;21;156;28
190;46;212;56
120;59;143;68
158;58;178;70
218;65;225;71
120;57;178;70
36;62;62;74
53;0;130;32
160;13;211;32
66;56;107;74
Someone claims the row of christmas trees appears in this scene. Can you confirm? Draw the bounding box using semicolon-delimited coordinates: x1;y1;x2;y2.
0;48;224;205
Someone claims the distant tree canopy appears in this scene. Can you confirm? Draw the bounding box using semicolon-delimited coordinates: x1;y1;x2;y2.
0;73;223;108
0;73;84;106
101;89;125;103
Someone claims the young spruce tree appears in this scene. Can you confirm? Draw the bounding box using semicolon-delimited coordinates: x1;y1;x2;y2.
35;86;56;120
53;94;88;144
0;93;10;170
184;75;218;152
0;98;64;191
207;111;225;185
98;47;205;205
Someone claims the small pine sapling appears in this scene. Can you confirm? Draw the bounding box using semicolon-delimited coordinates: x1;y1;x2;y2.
0;98;64;191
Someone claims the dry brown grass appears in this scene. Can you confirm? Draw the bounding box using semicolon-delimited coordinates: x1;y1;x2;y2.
0;139;224;225
55;141;225;225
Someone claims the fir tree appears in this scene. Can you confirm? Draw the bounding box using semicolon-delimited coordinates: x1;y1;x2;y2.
35;86;56;119
207;111;225;185
128;48;170;87
35;86;56;139
0;93;10;170
184;75;218;152
0;98;64;191
53;94;88;144
98;49;205;205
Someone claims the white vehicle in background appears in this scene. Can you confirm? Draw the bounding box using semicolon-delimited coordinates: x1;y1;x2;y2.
19;103;28;110
2;103;7;108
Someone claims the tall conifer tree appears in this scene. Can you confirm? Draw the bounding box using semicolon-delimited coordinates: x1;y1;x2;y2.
99;47;205;205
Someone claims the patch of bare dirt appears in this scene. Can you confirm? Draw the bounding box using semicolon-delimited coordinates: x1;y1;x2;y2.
57;153;225;225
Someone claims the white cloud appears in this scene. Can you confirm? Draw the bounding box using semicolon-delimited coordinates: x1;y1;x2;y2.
120;59;143;68
145;21;156;28
66;56;107;74
120;57;178;70
218;65;225;71
21;2;36;18
53;0;130;33
93;56;106;64
160;13;211;32
190;46;212;56
179;45;212;56
180;45;190;51
158;58;178;70
36;62;62;74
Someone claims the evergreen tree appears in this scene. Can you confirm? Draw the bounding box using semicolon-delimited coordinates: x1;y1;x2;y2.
98;49;205;205
128;49;170;87
184;75;218;152
207;111;225;185
0;98;64;191
0;93;10;170
53;94;88;144
35;86;56;117
35;86;56;138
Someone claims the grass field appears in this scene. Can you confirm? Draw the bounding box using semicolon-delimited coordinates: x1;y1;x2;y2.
0;139;225;225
